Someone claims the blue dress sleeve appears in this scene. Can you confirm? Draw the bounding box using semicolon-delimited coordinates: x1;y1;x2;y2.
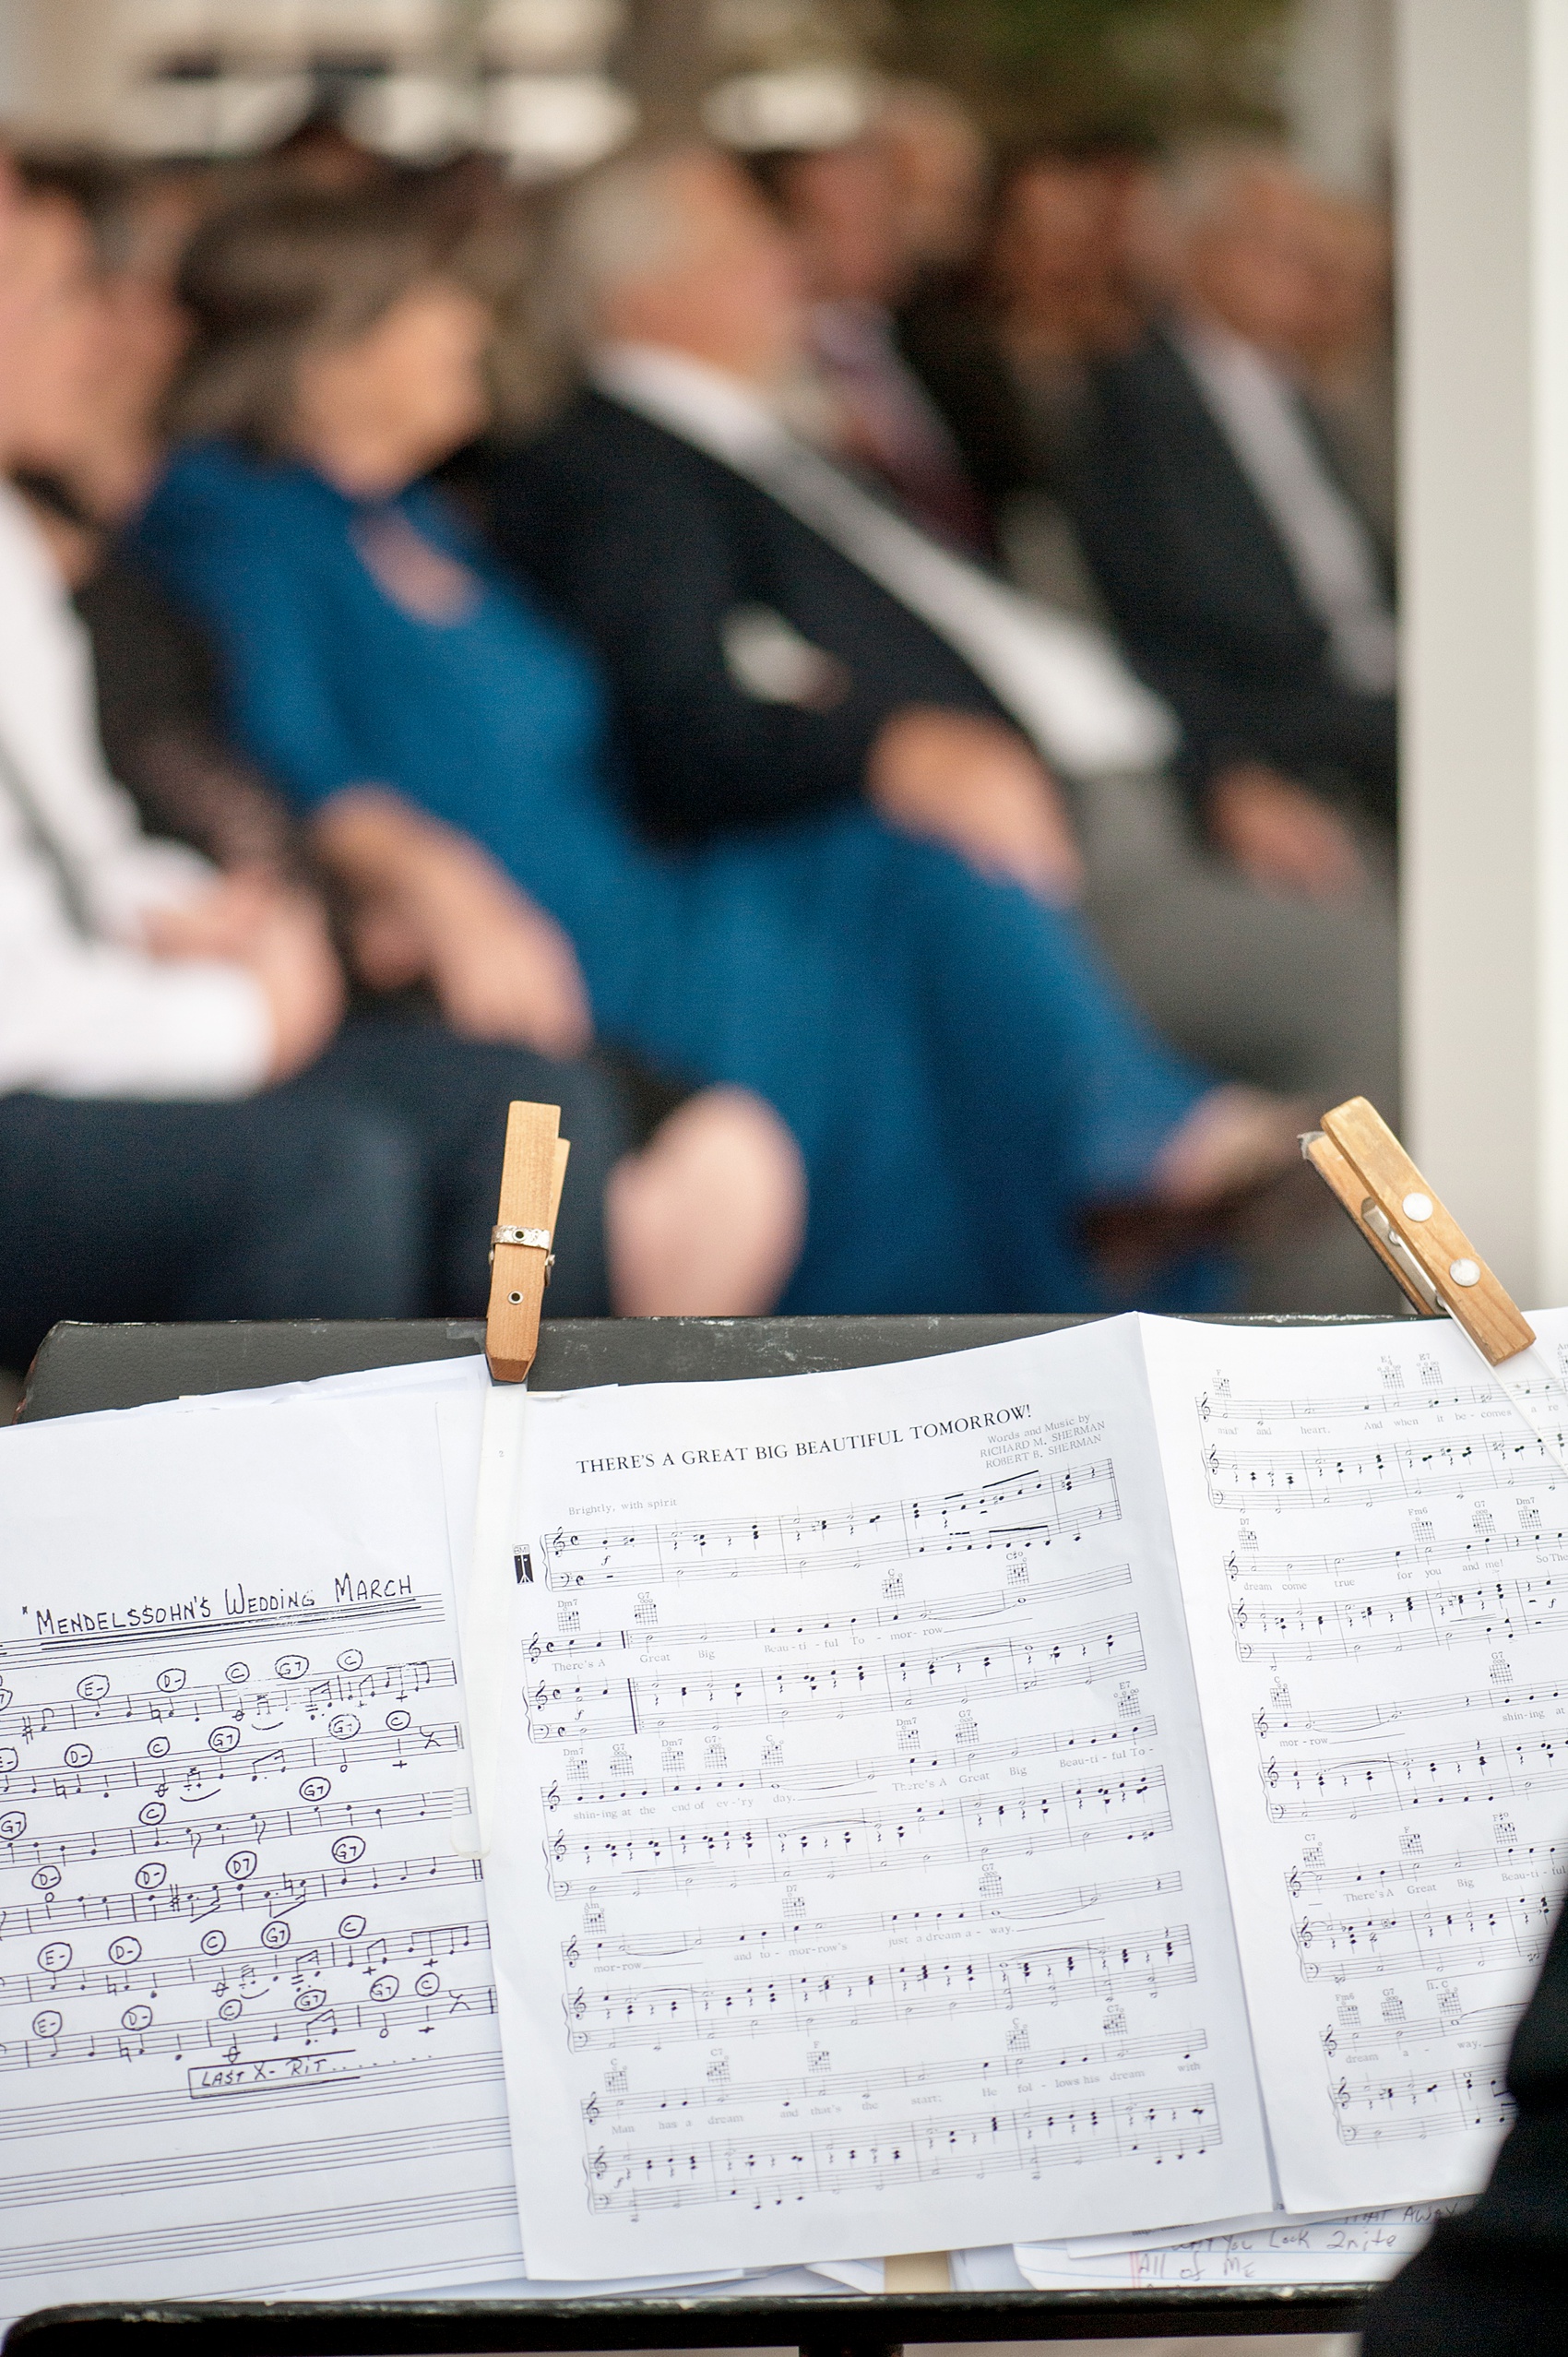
131;480;368;812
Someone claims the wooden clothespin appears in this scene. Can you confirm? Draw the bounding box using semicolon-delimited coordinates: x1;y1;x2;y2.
1301;1096;1533;1363
484;1101;571;1384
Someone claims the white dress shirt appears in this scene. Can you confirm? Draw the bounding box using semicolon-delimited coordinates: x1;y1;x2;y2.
0;482;271;1097
589;342;1181;779
1173;316;1398;697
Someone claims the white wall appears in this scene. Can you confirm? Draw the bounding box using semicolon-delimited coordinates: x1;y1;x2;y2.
1397;0;1568;1300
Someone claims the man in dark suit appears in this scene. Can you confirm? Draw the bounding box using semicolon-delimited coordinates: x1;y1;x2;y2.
485;148;1402;1311
1059;148;1398;837
493;377;1016;840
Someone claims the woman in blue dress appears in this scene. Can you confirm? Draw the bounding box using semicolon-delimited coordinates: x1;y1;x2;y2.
132;185;1292;1315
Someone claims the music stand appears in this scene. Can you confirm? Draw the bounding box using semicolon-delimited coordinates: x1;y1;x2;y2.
7;1313;1379;2355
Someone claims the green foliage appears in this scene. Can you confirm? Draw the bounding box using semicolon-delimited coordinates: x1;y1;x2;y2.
885;0;1294;147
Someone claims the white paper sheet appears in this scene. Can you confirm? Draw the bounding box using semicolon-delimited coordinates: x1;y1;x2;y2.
950;2244;1031;2289
1016;2199;1460;2286
476;1322;1274;2277
1141;1309;1568;2211
0;1387;524;2323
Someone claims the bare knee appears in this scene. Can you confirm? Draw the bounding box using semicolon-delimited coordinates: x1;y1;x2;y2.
604;1087;806;1317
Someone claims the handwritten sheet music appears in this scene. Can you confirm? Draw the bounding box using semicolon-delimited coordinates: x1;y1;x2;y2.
1143;1309;1568;2212
476;1321;1273;2277
0;1387;524;2324
1016;2199;1464;2286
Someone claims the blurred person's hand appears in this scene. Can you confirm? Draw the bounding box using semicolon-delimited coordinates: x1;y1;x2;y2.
868;706;1086;905
141;869;286;960
1206;760;1366;900
420;878;594;1057
242;890;348;1080
315;786;595;1060
146;875;344;1079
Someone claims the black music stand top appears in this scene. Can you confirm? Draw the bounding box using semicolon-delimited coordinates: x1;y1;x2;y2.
7;1315;1381;2354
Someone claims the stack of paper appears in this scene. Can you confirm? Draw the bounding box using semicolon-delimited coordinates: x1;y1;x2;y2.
6;1307;1564;2319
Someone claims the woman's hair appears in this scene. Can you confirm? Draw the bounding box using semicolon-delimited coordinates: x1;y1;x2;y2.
167;181;468;450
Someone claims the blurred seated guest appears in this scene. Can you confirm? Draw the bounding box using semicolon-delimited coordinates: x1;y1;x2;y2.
0;167;805;1368
13;149;209;521
874;82;990;282
1277;183;1396;552
944;141;1156;620
1058;141;1399;867
480;149;1398;1309
986;145;1148;474
751;133;992;554
132;180;1303;1319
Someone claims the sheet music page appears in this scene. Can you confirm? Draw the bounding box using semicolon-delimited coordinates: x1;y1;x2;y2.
1141;1309;1568;2212
476;1320;1273;2277
0;1387;525;2324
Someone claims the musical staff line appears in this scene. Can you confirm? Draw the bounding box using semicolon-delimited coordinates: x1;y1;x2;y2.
0;1915;489;2009
1;1721;462;1806
528;1618;1145;1743
1228;1530;1568;1584
1293;1894;1554;1981
0;1780;471;1878
542;1458;1121;1591
0;1847;484;1944
1263;1733;1568;1821
564;1925;1194;2049
0;1657;454;1747
1289;1836;1568;1899
546;1771;1171;1897
1207;1432;1566;1512
1199;1377;1568;1427
1254;1680;1568;1740
2;2109;511;2214
1333;2065;1512;2145
583;2025;1210;2122
2;1974;499;2075
586;2084;1221;2214
1230;1570;1568;1663
529;1564;1130;1660
541;1713;1159;1815
564;1868;1185;1965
